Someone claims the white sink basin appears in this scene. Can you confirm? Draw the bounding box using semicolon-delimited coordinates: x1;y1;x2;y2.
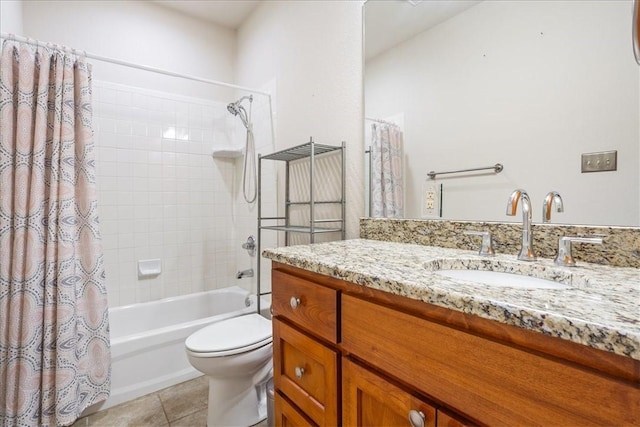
435;269;570;290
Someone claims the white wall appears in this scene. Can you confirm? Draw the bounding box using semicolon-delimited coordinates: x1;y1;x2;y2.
0;0;23;34
236;0;364;239
22;0;236;99
366;0;639;226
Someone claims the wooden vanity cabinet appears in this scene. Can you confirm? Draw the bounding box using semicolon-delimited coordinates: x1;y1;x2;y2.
272;269;340;427
342;293;640;425
271;262;640;426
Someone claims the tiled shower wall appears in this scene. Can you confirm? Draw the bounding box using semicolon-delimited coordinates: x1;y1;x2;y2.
92;81;272;307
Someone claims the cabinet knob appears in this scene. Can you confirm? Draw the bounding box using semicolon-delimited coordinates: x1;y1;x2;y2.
290;296;301;309
294;366;305;379
408;410;425;427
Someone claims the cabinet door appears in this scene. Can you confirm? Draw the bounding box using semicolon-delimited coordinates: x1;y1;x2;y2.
343;357;436;427
273;318;339;426
275;393;318;427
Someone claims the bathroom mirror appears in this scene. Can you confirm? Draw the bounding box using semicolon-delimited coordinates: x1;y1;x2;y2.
364;0;640;226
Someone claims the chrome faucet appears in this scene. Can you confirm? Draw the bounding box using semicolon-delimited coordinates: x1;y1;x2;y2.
506;189;536;261
542;191;564;223
236;268;254;279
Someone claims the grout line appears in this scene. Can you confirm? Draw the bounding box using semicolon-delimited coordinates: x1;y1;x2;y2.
156;392;171;426
167;408;207;427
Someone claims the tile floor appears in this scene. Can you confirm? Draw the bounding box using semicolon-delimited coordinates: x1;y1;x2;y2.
72;376;268;427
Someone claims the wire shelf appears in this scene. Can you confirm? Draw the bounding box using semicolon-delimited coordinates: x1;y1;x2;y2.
260;141;343;162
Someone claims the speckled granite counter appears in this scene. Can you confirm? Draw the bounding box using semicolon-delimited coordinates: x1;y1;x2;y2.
263;239;640;360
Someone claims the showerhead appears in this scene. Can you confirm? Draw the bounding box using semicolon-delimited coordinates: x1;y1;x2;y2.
227;95;253;129
227;103;239;116
227;95;253;115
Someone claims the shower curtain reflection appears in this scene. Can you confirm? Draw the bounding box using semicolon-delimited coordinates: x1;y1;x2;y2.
370;122;405;218
0;40;111;426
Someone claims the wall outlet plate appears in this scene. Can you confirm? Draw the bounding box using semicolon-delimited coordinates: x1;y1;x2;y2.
422;181;439;218
581;150;617;173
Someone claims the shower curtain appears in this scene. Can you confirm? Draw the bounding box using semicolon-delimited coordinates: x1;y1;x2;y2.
370;122;404;218
0;40;110;426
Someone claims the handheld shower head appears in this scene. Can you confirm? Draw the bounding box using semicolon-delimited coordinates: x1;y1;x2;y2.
227;95;253;115
225;94;257;204
227;95;253;129
227;103;239;116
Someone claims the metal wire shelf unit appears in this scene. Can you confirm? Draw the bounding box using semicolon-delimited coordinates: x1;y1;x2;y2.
256;138;346;314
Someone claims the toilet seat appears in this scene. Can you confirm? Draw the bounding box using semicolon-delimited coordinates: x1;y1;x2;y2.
186;313;272;357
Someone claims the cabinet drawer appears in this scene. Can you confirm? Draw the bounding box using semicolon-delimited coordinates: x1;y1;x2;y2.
272;269;338;343
275;392;317;427
273;318;339;427
343;357;436;427
341;294;639;426
437;409;475;427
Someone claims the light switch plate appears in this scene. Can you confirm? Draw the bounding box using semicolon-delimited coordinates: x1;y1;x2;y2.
581;150;617;173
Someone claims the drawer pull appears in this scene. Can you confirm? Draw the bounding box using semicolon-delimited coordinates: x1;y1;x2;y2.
294;366;305;379
408;410;425;427
290;296;301;309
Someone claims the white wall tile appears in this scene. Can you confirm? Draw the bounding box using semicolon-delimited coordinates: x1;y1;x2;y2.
114;120;132;135
132;93;148;109
117;219;135;235
92;81;273;307
148;151;163;165
101;88;116;104
116;90;132;106
131;122;147;137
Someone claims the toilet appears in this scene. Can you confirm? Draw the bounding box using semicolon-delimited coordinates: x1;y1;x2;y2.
185;313;273;427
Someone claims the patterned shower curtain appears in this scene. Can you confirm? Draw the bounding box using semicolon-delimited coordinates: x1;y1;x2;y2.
0;40;110;426
370;123;404;218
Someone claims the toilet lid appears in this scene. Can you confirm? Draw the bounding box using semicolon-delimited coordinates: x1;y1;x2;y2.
185;313;272;353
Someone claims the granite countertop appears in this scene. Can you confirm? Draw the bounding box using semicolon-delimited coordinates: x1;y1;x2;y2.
262;239;640;360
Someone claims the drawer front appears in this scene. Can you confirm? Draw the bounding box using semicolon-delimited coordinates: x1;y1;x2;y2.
341;294;639;426
275;392;317;427
272;269;338;343
343;357;436;427
437;410;476;427
273;318;339;426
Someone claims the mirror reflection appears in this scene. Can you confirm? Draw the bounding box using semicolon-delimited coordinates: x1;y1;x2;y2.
364;0;639;226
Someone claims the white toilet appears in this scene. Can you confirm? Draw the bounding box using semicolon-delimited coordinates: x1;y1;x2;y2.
185;313;273;427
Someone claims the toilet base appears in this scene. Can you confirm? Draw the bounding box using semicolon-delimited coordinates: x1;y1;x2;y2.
204;355;272;427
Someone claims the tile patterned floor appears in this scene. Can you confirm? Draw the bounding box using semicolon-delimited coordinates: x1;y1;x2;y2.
72;376;268;427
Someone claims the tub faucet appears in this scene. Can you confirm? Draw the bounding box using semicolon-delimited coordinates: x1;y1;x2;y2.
506;189;537;261
236;268;254;279
542;191;564;223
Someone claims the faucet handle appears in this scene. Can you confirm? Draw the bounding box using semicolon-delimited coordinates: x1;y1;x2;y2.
554;236;603;267
464;230;495;256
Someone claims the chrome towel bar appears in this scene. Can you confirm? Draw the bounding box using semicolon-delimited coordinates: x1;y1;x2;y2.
427;163;503;179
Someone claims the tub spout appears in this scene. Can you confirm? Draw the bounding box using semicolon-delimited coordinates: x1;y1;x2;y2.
237;268;254;279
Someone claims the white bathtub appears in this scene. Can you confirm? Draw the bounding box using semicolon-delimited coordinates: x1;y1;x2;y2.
86;286;258;414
